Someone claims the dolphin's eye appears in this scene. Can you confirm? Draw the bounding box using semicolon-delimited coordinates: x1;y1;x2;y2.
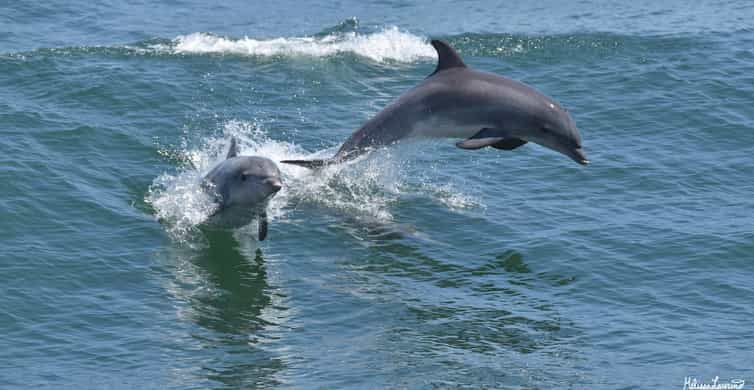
541;127;551;134
240;174;247;181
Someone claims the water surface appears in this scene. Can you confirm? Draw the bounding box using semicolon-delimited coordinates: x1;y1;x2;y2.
2;1;753;388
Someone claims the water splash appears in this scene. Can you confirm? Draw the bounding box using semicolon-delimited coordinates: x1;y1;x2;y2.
146;120;482;243
145;121;392;242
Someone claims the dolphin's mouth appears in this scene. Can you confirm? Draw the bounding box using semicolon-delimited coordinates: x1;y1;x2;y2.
265;178;283;192
570;148;590;165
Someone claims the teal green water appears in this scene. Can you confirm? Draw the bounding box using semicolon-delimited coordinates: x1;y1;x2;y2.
2;1;753;388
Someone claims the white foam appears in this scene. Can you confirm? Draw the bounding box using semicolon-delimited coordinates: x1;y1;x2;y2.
171;27;436;63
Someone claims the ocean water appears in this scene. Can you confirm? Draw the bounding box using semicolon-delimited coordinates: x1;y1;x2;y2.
2;1;753;388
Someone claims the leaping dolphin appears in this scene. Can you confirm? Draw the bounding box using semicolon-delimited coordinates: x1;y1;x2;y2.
282;39;588;168
202;137;283;240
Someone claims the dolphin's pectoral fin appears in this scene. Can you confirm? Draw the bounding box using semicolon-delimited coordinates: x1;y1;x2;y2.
456;128;512;150
258;210;268;241
491;138;527;150
456;137;506;150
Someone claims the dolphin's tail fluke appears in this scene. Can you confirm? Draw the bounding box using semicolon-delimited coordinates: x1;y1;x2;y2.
280;158;334;169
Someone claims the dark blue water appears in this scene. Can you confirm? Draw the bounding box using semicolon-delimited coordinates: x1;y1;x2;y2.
2;1;753;388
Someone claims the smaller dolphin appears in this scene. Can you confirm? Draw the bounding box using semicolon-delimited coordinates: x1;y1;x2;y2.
281;39;588;168
202;137;282;240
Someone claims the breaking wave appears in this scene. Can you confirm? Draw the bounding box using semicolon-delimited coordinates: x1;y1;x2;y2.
169;26;436;63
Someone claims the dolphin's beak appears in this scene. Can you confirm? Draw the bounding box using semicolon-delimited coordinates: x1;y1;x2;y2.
264;178;283;192
570;148;590;165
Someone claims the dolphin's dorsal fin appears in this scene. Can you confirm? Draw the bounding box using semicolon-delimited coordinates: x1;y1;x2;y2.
226;137;239;159
429;39;466;77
